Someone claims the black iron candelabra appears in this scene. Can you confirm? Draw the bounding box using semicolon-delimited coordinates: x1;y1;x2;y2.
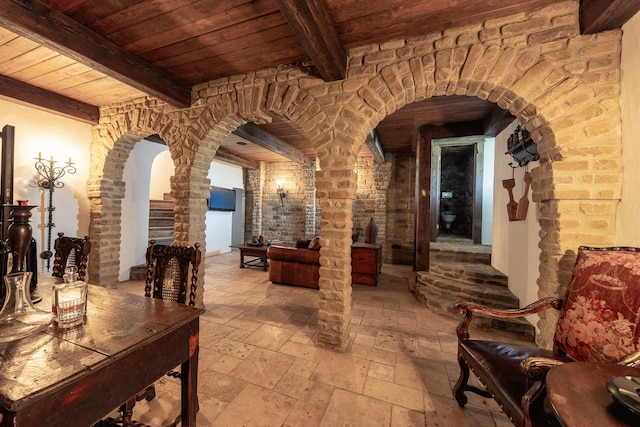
34;152;76;271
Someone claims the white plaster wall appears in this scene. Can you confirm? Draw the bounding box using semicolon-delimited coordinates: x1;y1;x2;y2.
491;121;517;276
0;99;91;275
492;120;541;309
206;160;243;255
481;137;495;245
119;139;169;281
120;146;243;275
615;10;640;246
149;150;173;199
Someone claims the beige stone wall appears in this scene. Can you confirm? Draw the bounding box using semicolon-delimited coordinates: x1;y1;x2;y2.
261;161;318;242
89;1;622;348
243;163;264;239
353;156;391;251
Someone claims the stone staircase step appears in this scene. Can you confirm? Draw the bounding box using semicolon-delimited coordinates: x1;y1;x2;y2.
429;247;491;264
128;196;176;281
149;199;174;210
410;281;535;341
148;217;174;227
149;227;174;238
429;260;508;287
148;237;174;245
416;271;519;308
129;264;147;281
149;208;174;218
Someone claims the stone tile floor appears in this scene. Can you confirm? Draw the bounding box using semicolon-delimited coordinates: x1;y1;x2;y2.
114;249;528;426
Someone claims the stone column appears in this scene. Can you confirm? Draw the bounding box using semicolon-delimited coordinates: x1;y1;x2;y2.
315;168;356;349
87;178;125;287
303;159;318;237
243;163;264;241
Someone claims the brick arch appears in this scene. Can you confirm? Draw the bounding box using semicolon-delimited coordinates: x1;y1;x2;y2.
88;81;333;286
193;80;334;156
340;29;621;346
188;83;359;347
186;81;332;230
88;102;181;286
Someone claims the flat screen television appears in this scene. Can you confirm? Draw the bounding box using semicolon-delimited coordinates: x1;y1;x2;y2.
208;186;236;211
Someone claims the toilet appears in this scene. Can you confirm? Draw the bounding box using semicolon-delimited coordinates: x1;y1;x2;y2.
441;211;456;230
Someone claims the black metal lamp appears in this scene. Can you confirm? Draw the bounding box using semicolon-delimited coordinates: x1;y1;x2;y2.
277;182;287;206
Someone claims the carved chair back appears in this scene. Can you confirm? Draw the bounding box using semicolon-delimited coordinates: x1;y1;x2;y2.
552;246;640;362
52;233;91;281
144;240;201;306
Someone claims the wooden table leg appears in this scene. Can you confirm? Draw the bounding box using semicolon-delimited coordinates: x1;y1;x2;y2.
181;319;200;426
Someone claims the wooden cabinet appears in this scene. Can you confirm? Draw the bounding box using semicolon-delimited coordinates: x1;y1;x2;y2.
351;242;382;286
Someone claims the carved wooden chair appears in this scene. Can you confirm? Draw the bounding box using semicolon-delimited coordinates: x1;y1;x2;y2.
453;246;640;427
118;239;202;426
52;232;91;281
143;239;202;305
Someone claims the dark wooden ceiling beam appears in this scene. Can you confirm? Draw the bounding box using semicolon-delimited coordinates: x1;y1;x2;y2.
214;147;259;170
233;123;306;164
0;0;191;108
274;0;347;81
145;134;167;145
580;0;640;34
483;106;516;137
365;130;386;163
431;120;485;139
0;74;99;124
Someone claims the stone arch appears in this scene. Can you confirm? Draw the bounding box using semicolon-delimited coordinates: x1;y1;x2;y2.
335;11;621;346
89;101;182;286
189;79;359;346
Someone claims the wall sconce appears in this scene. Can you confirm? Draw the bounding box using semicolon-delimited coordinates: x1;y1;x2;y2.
505;124;539;167
277;181;287;206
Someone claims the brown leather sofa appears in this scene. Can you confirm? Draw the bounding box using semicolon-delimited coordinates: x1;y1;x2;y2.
266;244;320;289
267;236;381;289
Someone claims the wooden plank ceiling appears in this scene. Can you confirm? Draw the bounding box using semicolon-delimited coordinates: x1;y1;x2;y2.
0;0;638;166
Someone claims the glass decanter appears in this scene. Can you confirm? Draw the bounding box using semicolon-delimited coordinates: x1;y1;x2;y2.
0;271;52;343
52;266;87;329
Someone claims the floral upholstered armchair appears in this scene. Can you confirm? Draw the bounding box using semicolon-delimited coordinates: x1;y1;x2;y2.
453;246;640;427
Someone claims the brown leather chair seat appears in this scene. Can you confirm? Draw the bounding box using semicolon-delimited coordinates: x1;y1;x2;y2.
459;340;569;426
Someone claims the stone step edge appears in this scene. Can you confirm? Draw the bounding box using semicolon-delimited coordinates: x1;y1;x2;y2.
416;272;518;307
429;249;491;265
428;260;508;287
409;284;535;341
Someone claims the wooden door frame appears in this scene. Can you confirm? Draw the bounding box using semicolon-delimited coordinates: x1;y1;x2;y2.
429;137;485;243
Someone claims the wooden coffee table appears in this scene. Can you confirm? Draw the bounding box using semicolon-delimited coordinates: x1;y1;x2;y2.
547;361;640;426
229;244;269;271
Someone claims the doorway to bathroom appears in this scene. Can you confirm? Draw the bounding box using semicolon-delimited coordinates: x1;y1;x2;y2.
430;137;488;244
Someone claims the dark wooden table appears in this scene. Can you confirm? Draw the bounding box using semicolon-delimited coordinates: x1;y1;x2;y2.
230;244;269;270
547;361;640;427
0;277;204;427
